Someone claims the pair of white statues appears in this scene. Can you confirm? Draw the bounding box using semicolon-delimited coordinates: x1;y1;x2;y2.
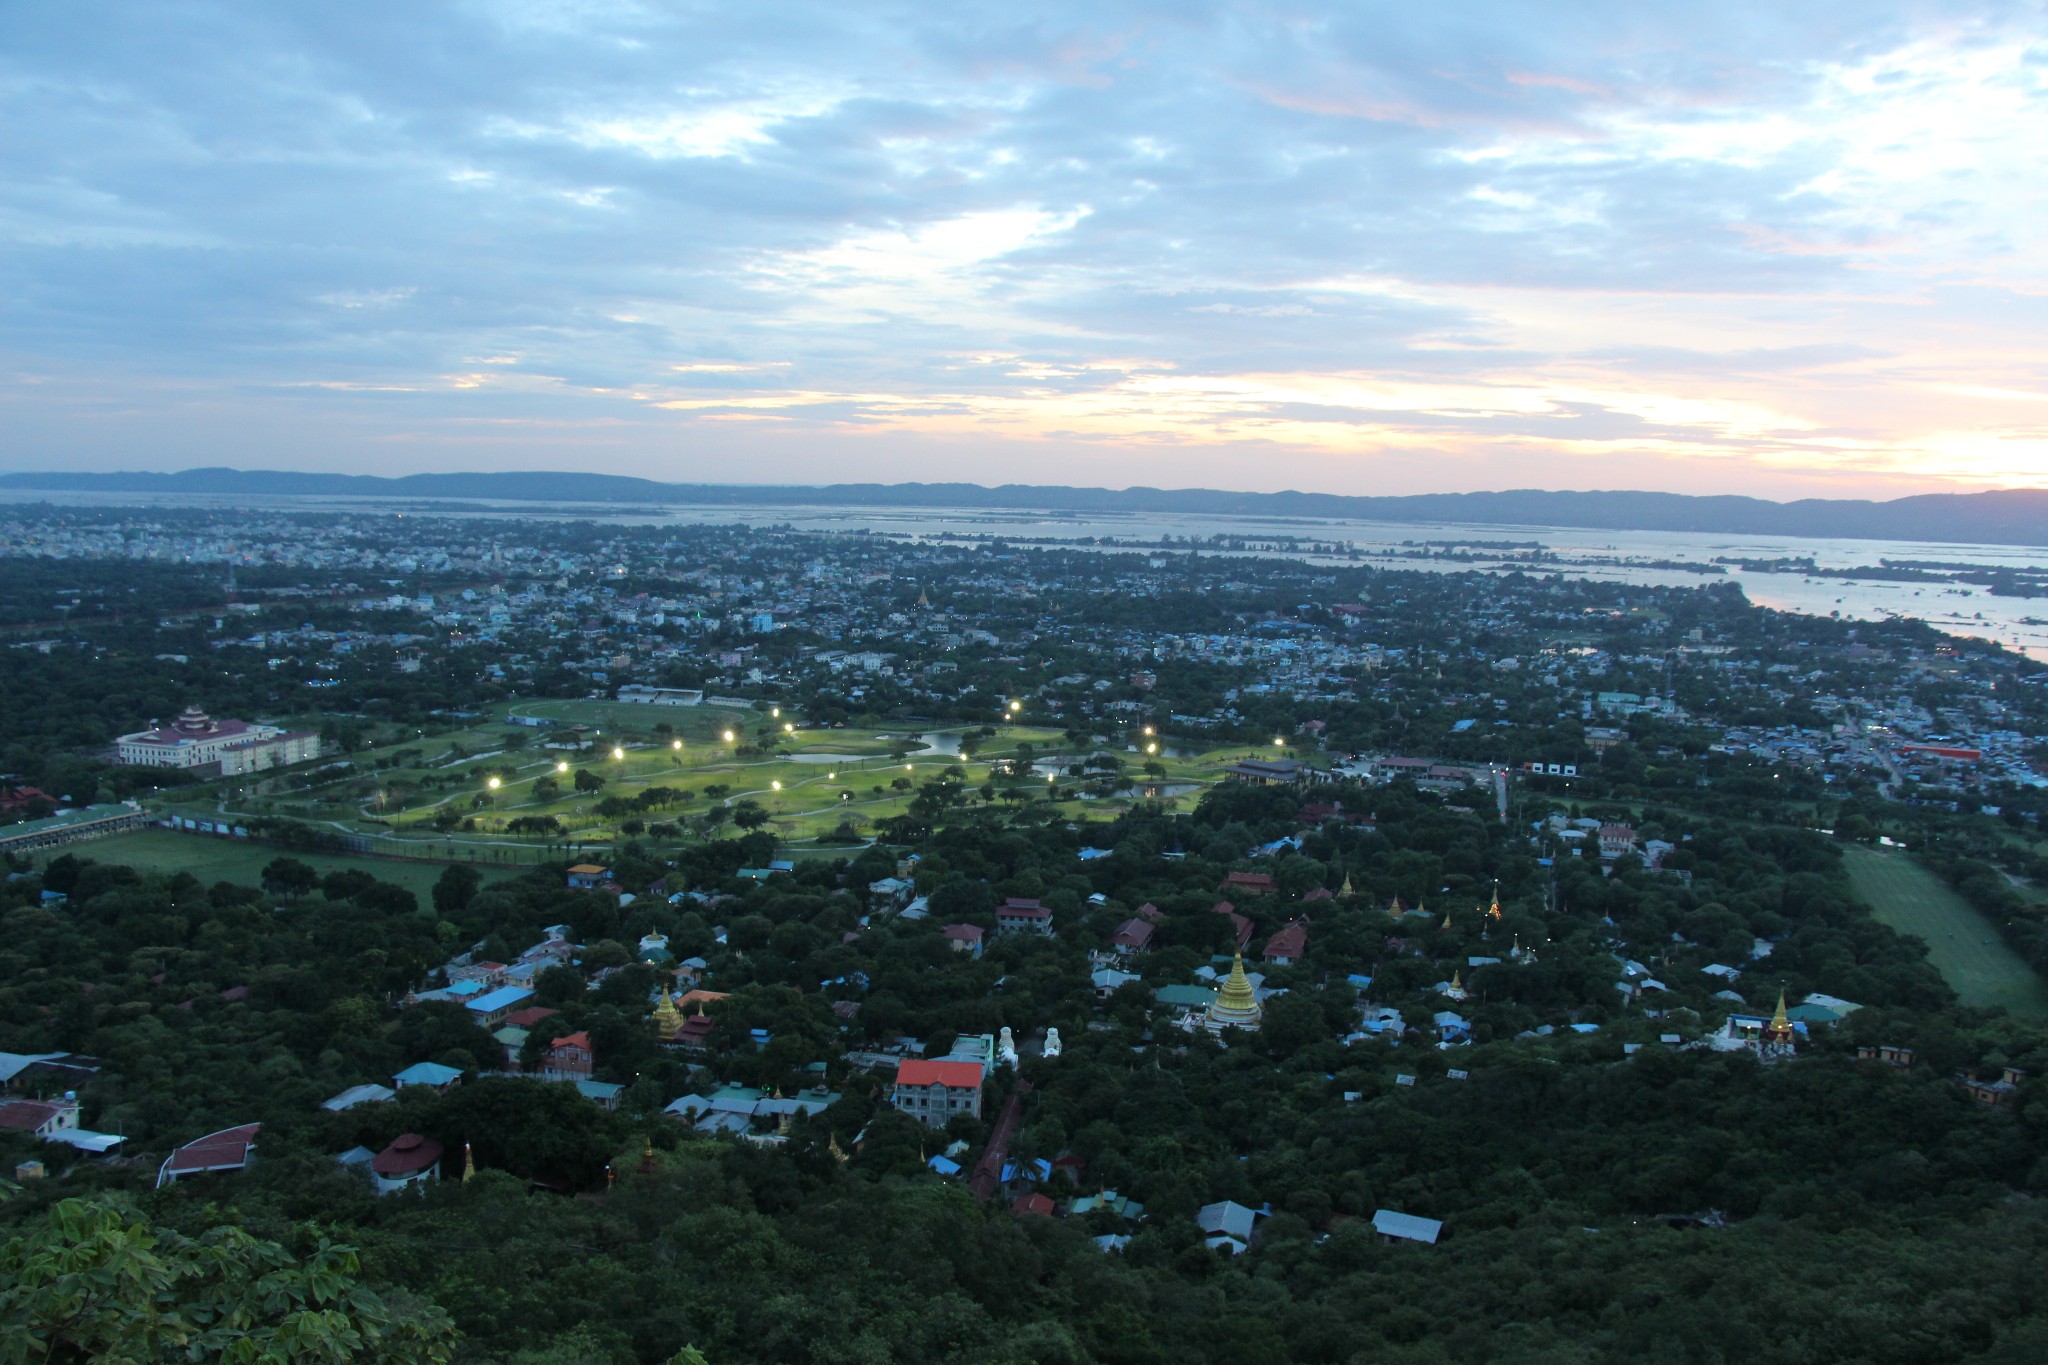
996;1025;1060;1062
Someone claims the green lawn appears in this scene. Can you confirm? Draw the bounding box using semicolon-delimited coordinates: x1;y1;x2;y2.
42;828;520;903
1843;844;2048;1018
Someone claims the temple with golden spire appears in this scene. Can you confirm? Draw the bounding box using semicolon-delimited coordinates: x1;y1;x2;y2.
916;582;931;609
1762;990;1797;1055
651;986;684;1043
1487;882;1502;920
1339;872;1355;898
1205;953;1264;1031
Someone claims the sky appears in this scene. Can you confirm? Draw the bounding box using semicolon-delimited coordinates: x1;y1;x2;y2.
3;2;2047;499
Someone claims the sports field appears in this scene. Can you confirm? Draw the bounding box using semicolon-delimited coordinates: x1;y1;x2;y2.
40;828;520;903
1843;845;2048;1019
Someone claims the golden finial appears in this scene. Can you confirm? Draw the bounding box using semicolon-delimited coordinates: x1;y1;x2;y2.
1339;873;1354;898
1488;881;1502;920
1450;969;1462;991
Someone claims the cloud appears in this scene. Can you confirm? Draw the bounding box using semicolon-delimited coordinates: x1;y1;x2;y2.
0;1;2043;494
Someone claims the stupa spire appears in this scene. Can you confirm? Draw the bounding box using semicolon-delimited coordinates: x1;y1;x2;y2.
1206;953;1264;1030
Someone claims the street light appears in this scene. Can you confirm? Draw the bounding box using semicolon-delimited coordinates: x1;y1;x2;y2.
1273;738;1285;748
612;747;625;760
1143;725;1154;736
827;771;836;780
771;707;780;718
783;723;794;734
555;761;569;773
1146;742;1158;754
672;739;682;750
1009;700;1022;714
771;780;782;791
722;730;735;743
487;776;501;789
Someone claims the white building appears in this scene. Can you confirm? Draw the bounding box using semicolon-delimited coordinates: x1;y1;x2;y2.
116;706;321;775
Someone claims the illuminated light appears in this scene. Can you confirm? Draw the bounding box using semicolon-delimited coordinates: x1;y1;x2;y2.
1143;726;1154;736
827;771;836;780
556;761;569;773
904;763;913;771
672;739;682;750
487;776;501;789
1273;738;1285;747
1009;701;1022;713
771;707;780;718
722;731;735;743
771;780;782;790
612;747;625;760
783;723;794;733
1147;743;1158;754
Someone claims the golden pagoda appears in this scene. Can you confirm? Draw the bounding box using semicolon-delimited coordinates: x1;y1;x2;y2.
652;987;684;1043
828;1133;850;1164
1763;990;1796;1049
1441;906;1454;931
1339;873;1354;898
461;1142;474;1183
1487;883;1502;920
916;582;931;609
1206;953;1264;1030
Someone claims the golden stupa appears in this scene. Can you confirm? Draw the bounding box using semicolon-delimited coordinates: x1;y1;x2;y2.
1207;953;1264;1030
652;986;684;1043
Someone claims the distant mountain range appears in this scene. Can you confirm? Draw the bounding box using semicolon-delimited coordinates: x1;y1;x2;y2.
6;467;2047;547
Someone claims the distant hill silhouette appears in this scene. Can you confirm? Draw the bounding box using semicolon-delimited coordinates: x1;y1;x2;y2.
6;467;2047;546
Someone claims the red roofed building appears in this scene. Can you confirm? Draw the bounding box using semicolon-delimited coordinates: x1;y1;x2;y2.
1110;918;1155;953
1212;901;1254;952
1263;919;1309;966
1013;1192;1056;1217
1134;902;1163;923
0;1097;78;1139
1598;824;1638;859
369;1132;445;1196
501;1005;561;1031
0;784;53;814
157;1123;260;1188
1221;871;1276;897
891;1058;984;1127
542;1031;594;1080
996;898;1054;937
941;923;986;958
115;705;320;775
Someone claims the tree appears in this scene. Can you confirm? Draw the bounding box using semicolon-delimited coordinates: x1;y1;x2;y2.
573;769;606;795
732;800;771;831
261;857;318;899
433;863;482;916
0;1196;457;1364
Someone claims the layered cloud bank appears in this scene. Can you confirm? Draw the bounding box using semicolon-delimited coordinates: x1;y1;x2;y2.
3;2;2045;495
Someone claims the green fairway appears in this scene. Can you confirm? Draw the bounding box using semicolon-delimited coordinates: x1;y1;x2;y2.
149;699;1233;856
42;828;520;903
1843;844;2048;1018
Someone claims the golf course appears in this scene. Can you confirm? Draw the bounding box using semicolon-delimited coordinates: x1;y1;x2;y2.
1843;844;2048;1019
